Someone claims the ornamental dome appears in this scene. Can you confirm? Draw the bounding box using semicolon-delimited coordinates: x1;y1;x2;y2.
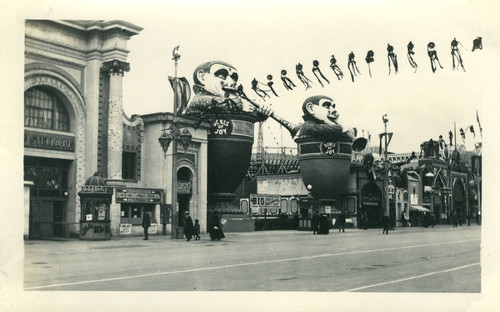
85;172;106;186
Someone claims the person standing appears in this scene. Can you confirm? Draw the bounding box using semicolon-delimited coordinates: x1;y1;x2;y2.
183;211;195;241
362;212;368;230
382;212;390;235
318;214;330;235
311;211;320;235
401;210;407;227
194;219;201;240
142;211;151;240
338;212;346;233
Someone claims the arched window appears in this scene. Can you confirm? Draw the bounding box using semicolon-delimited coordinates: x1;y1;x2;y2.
24;87;69;132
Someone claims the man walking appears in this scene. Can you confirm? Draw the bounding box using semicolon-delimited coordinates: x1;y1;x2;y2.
142;211;151;240
382;212;390;235
338;211;346;233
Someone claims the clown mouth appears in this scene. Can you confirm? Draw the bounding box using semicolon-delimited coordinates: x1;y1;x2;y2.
327;114;339;123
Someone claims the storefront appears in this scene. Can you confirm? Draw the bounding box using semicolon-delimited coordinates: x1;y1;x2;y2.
117;188;162;236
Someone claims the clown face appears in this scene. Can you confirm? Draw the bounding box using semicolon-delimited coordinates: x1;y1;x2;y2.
305;96;339;126
196;63;239;96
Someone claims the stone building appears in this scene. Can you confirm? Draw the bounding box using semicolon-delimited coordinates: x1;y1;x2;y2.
24;20;209;239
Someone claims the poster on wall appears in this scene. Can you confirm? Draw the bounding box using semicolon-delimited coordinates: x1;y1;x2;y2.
119;224;132;235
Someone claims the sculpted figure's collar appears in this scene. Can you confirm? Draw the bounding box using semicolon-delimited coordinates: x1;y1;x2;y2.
193;84;216;96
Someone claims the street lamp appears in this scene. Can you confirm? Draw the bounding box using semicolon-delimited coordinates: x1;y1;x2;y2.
157;45;193;239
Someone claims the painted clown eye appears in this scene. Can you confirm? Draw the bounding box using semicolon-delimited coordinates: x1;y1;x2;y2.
230;72;239;82
214;69;229;80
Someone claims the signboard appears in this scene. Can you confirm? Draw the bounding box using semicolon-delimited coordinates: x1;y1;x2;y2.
250;194;281;213
81;185;108;193
119;224;132;235
115;188;161;203
177;181;192;194
24;130;75;152
148;224;158;234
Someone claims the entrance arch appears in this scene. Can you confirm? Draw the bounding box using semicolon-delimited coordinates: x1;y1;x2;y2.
177;165;195;227
453;178;466;225
360;182;383;228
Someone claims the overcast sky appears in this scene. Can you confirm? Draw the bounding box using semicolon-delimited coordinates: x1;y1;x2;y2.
114;0;500;154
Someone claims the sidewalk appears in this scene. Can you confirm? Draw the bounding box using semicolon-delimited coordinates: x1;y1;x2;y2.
24;224;480;250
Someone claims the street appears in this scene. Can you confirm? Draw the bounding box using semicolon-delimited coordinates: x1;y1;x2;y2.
24;225;480;292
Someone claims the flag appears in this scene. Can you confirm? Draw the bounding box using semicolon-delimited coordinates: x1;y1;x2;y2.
378;132;393;154
476;110;482;138
168;76;191;114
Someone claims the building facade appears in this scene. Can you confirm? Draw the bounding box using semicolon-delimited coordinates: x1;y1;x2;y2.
24;20;209;240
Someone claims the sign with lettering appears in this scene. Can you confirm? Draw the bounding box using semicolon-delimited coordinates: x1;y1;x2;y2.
320;142;337;155
24;130;75;152
211;119;233;136
115;188;161;203
81;185;109;193
177;181;192;194
250;194;281;213
119;224;132;235
148;224;158;234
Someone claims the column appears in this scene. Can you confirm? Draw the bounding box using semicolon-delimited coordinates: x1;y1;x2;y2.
102;60;130;181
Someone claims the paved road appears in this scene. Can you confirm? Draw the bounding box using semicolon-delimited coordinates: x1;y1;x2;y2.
24;225;480;292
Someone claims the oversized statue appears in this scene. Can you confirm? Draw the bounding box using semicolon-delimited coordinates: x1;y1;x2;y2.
292;95;366;199
183;61;271;231
234;90;367;200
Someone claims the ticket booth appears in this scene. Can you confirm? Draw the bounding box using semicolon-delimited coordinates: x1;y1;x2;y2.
78;173;113;240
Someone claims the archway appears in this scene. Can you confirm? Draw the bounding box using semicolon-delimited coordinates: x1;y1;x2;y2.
360;182;383;228
177;166;194;227
453;179;466;225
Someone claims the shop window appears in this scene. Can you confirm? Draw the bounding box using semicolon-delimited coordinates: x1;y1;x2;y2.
290;198;298;214
24;156;69;198
120;204;156;225
280;199;288;214
24;87;69;132
122;152;137;180
81;200;109;221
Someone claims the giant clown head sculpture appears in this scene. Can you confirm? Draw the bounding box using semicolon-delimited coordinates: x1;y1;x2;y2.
302;95;340;126
193;61;239;96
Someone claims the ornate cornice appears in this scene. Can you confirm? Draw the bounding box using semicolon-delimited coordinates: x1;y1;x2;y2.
101;59;130;76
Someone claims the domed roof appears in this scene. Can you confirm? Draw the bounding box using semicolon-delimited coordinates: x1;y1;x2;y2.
85;172;106;186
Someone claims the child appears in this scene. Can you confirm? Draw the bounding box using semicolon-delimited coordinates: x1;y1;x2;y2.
194;219;201;240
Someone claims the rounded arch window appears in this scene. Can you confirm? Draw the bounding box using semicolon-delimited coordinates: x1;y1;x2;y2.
24;87;70;132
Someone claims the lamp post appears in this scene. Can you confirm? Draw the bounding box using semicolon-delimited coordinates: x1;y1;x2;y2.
157;46;192;239
382;114;390;219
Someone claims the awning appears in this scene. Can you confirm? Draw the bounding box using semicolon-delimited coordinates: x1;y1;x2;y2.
410;205;430;212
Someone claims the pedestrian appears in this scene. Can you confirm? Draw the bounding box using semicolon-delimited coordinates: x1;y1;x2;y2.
142;211;151;240
318;214;330;235
401;210;407;227
183;211;195;241
382;212;390;235
338;211;346;233
453;211;458;228
362;212;368;230
194;219;201;240
311;211;320;235
208;210;225;240
430;212;435;227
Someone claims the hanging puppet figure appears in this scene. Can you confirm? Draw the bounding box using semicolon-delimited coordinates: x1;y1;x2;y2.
251;78;270;101
448;130;453;147
312;60;330;88
296;63;313;90
329;55;344;80
407;41;418;72
472;37;482;51
387;44;398;75
280;69;296;90
459;128;466;142
427;42;444;73
347;51;361;82
365;50;375;78
266;74;279;97
451;38;466;71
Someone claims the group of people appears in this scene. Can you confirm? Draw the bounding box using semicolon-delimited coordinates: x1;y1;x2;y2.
311;211;330;235
141;210;225;241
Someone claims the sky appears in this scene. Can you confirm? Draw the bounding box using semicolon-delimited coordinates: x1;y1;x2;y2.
110;0;500;154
